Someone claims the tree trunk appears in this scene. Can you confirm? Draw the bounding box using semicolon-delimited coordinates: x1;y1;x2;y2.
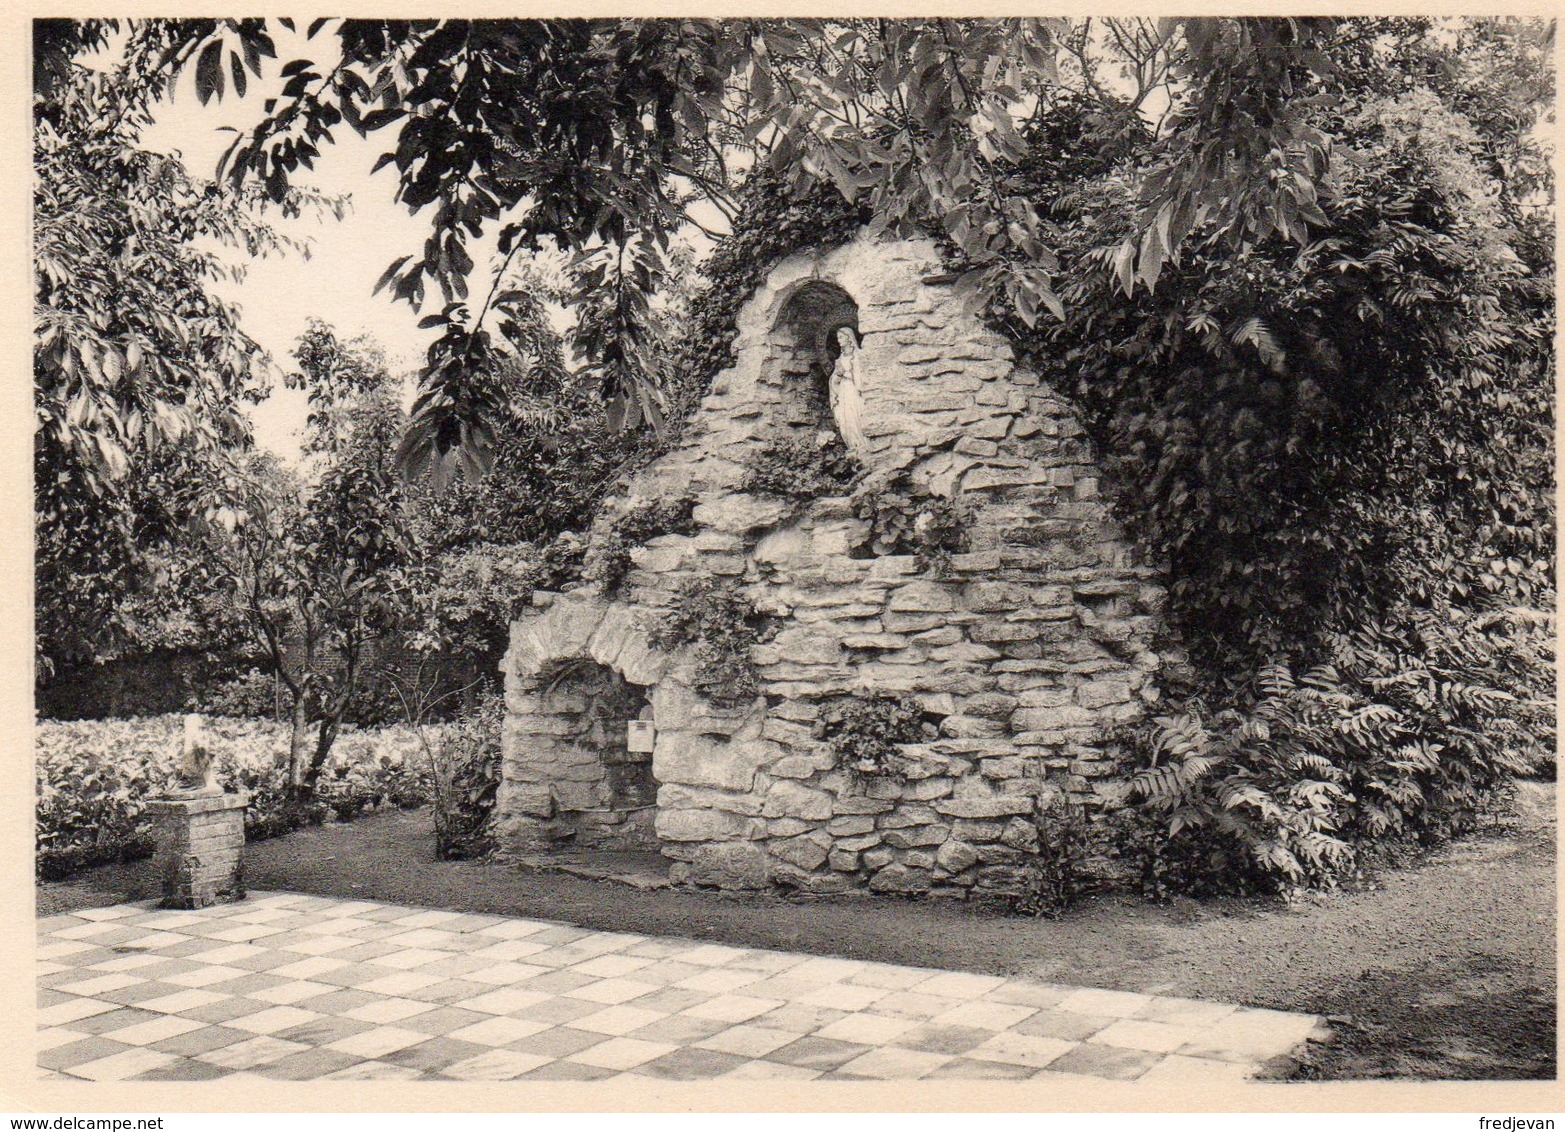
287;696;314;800
301;713;340;796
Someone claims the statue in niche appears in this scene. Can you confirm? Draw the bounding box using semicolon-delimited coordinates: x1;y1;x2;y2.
825;325;868;454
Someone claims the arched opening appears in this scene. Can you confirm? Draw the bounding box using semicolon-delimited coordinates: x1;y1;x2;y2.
528;657;658;849
771;281;860;436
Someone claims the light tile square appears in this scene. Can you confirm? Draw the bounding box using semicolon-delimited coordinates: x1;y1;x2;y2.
342;997;437;1024
930;1000;1038;1031
228;1006;323;1035
269;957;349;980
1056;988;1153;1018
101;1015;204;1047
138;989;231;1015
909;971;1007;999
968;1031;1076;1069
56;974;142;997
815;1012;921;1046
563;978;659;1005
38;999;118;1026
67;1048;177;1082
442;1049;554;1080
696;1025;804;1058
569;1005;667;1037
834;1045;954;1079
1093;1018;1203;1054
682;995;785;1024
447;1016;551;1046
251;981;337;1005
454;988;552;1015
464;963;550;986
357;972;444;996
568;1037;676;1071
326;1026;429;1058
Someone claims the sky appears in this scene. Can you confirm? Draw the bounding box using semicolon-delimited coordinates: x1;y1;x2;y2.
136;32;460;462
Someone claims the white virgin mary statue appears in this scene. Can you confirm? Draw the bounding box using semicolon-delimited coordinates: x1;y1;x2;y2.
828;326;868;454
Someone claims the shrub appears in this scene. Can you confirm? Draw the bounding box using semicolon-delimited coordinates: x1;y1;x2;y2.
648;576;768;703
820;693;931;781
1010;798;1095;918
743;432;862;501
850;471;968;575
1120;603;1552;893
424;694;504;860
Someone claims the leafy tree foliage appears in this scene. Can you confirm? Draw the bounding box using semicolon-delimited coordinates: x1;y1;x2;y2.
33;24;334;681
72;17;1351;471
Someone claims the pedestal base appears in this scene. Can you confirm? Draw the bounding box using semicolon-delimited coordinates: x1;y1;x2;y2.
145;791;249;909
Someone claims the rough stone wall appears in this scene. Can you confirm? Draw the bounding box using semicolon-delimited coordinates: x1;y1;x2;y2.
498;233;1168;895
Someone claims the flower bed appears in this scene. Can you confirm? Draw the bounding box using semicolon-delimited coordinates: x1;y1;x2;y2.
35;715;441;881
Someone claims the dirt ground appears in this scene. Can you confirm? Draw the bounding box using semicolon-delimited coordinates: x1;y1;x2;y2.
40;782;1555;1080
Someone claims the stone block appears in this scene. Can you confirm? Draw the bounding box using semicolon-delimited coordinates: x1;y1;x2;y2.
763;780;834;821
682;842;772;889
936;839;980;872
883;826;948;849
656;808;763;842
770;834;831;871
887;581;955;613
869;864;932;893
654;732;762;792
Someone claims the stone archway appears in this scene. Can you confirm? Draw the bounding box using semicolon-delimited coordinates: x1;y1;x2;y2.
515;657;658;849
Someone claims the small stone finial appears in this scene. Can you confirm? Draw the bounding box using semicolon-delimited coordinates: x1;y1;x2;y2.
173;713;220;796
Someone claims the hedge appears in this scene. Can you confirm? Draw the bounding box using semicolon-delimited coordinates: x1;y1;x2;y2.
35;715;445;881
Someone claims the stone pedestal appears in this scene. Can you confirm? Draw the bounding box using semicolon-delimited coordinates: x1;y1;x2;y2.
146;791;249;909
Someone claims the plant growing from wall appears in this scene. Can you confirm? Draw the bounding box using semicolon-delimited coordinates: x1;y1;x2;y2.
851;471;969;575
820;693;931;782
743;432;863;501
648;576;768;703
583;495;698;596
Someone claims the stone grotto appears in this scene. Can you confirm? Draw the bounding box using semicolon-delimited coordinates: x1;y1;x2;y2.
494;231;1171;896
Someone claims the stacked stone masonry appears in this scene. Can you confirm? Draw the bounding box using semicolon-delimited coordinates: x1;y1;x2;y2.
146;793;248;909
498;233;1168;895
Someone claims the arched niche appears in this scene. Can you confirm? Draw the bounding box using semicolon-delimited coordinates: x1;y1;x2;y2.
769;280;861;435
522;657;658;849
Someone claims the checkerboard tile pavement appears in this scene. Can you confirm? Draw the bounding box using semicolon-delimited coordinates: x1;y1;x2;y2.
38;891;1322;1083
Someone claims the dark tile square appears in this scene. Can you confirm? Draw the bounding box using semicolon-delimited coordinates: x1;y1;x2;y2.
765;1036;874;1072
626;1014;731;1045
399;1006;491;1036
1015;1009;1114;1043
255;1048;365;1080
403;979;491;1005
505;1027;605;1059
511;997;603;1026
890;1023;994;1056
513;1060;617;1081
274;1015;376;1046
384;1037;493;1073
134;1057;234;1081
39;1036;132;1071
636;1046;750;1080
151;1025;250;1057
1045;1042;1161;1081
924;1057;1040;1080
74;1007;173;1037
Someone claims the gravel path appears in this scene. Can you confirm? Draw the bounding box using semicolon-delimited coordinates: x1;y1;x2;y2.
40;782;1554;1079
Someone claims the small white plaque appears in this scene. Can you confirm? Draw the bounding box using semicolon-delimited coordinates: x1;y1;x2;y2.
627;720;656;753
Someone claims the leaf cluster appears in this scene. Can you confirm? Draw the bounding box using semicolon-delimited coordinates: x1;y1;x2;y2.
647;576;768;703
819;693;931;781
